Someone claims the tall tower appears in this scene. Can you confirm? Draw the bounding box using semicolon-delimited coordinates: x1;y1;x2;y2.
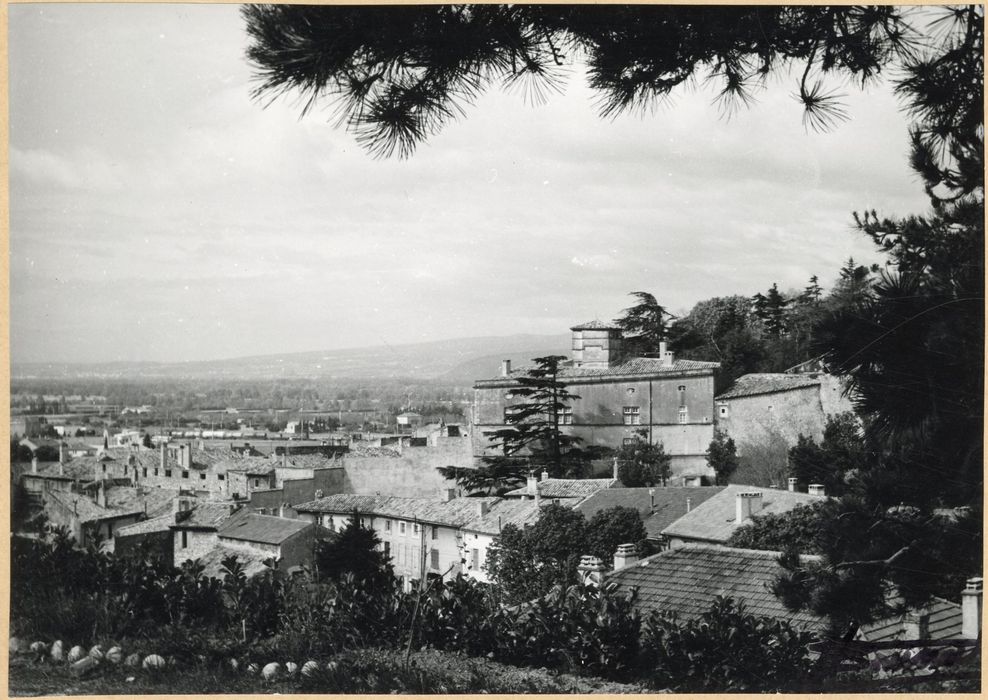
571;320;624;369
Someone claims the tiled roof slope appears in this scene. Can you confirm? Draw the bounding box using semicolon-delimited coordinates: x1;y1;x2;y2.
218;513;312;545
464;499;542;535
196;544;272;579
114;513;175;538
605;544;826;633
105;486;179;518
33;460;97;481
46;490;143;523
859;597;964;642
571;319;623;331
172;502;245;530
476;357;719;385
295;494;536;531
575;487;725;538
504;478;618;500
661;484;826;544
715;373;820;400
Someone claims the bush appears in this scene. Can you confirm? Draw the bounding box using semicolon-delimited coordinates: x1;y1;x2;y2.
639;596;814;692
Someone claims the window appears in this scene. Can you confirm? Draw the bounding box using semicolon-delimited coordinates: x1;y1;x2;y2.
218;474;225;481
719;405;729;417
253;479;259;487
124;465;128;476
430;548;440;570
164;469;172;478
413;523;420;535
678;385;686;392
383;541;391;558
101;464;107;473
623;406;641;425
399;522;406;535
431;525;438;541
359;517;366;527
154;468;159;476
142;468;148;477
200;473;206;480
180;470;188;479
678;407;688;424
471;548;480;570
557;407;573;425
385;519;392;532
181;531;188;549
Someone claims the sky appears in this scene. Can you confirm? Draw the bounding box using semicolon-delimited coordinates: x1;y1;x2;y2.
9;4;933;364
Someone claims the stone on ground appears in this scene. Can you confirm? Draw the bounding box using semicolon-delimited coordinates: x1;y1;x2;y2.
142;654;166;670
261;662;281;680
67;646;86;663
301;660;320;677
70;656;99;677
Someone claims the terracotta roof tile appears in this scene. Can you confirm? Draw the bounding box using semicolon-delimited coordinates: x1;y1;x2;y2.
715;373;820;400
661;484;827;543
476;357;719;385
218;513;313;545
504;478;618;500
606;544;827;633
575;486;725;538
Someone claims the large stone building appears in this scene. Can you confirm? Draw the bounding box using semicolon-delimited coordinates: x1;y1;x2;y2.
471;321;720;475
714;367;855;448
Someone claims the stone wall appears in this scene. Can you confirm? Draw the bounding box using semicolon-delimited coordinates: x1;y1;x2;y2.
717;379;855;451
472;373;716;460
341;442;471;498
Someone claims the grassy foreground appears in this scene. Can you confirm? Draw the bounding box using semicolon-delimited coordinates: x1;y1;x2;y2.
8;648;652;696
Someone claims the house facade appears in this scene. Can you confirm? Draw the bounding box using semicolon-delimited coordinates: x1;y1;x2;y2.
472;321;720;476
293;492;542;588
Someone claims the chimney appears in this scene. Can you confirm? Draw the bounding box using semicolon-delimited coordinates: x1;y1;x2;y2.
540;469;549;482
477;500;490;516
613;543;639;571
735;491;763;523
686;497;692;513
96;481;107;508
278;502;287;518
659;340;674;367
577;555;606;588
441;488;456;503
648;488;655;512
788;477;798;492
172;496;193;516
159;441;166;471
500;359;511;377
31;457;38;474
962;577;983;639
59;442;66;465
534;483;541;509
527;471;538;496
612;457;620;481
59;459;65;477
807;484;826;497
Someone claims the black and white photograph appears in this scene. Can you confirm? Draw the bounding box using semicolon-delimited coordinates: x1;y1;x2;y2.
7;3;983;694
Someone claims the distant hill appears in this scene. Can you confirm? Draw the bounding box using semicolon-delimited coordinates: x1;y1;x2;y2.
12;334;572;382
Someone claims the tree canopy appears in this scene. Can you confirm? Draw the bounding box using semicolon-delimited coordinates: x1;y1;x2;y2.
243;4;980;180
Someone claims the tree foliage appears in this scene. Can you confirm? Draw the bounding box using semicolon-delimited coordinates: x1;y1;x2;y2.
485;503;646;604
616;429;671;487
786;412;867;497
615;291;671;356
706;429;739;485
485;355;582;477
315;511;393;590
242;5;932;159
727;502;830;554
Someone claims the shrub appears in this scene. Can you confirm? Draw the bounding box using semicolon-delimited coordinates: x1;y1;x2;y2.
639;596;814;692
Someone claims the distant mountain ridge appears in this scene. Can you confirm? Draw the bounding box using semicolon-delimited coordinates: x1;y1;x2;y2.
12;333;572;382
